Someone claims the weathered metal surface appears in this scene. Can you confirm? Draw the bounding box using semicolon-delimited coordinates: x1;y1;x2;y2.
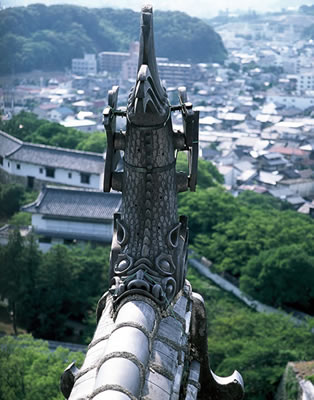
61;5;244;400
103;6;194;308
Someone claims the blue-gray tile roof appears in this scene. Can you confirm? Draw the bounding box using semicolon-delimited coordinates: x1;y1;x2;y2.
0;130;22;157
23;186;121;221
7;142;105;174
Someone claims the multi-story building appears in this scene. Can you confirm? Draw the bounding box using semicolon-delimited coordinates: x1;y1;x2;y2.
121;42;141;83
98;51;129;73
297;72;314;93
72;54;97;76
158;62;197;88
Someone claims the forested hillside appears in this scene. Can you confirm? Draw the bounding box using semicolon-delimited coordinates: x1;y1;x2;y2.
0;4;227;75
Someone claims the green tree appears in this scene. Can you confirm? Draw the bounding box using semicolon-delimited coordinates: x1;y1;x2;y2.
0;184;25;218
0;335;84;400
76;131;107;153
0;111;45;141
34;245;74;339
187;268;314;400
0;4;227;75
0;229;25;334
9;212;31;227
237;190;291;211
29;122;86;149
240;245;314;311
0;111;106;153
179;187;238;241
16;233;42;333
176;153;223;189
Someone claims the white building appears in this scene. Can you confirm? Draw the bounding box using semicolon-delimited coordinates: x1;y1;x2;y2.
98;50;129;73
72;54;97;76
296;72;314;93
22;186;121;251
0;130;105;190
266;93;314;110
121;42;140;83
60;119;97;132
158;62;196;88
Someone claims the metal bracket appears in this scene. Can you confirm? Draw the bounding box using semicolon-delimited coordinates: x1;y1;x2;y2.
103;85;125;192
177;86;199;192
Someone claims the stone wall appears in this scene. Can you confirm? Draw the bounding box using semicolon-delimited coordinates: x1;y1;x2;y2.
276;362;314;400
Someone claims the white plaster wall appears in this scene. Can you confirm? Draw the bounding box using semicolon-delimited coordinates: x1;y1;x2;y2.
0;157;13;173
6;160;101;189
33;214;113;241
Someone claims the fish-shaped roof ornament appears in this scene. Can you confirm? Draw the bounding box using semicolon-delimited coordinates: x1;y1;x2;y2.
61;6;244;400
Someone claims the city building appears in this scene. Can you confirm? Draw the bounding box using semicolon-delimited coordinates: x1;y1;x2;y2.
266;93;314;110
72;54;97;76
296;72;314;93
98;50;129;73
22;186;121;251
158;62;197;88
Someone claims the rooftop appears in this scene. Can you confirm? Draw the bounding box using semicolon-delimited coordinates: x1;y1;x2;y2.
0;130;23;157
269;145;306;157
22;186;121;221
7;141;105;174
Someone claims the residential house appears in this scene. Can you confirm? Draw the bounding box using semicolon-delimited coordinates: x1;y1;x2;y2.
267;187;305;208
258;152;289;172
60;119;97;132
49;106;74;122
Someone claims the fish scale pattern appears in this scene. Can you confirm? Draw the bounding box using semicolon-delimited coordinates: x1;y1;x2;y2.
115;121;179;301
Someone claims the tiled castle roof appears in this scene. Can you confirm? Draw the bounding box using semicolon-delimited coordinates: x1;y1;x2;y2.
22;186;121;221
0;130;105;174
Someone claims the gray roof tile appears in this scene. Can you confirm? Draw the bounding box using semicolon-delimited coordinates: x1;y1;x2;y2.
8;142;105;174
23;186;121;220
0;130;22;157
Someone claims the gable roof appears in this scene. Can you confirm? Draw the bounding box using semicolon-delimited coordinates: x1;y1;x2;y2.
22;186;121;221
0;130;23;157
7;142;105;174
0;130;105;174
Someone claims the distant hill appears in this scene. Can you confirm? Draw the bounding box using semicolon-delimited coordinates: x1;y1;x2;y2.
0;4;227;75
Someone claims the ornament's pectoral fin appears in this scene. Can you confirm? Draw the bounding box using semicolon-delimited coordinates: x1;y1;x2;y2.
190;293;244;400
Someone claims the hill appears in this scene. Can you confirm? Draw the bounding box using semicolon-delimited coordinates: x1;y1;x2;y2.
0;4;227;75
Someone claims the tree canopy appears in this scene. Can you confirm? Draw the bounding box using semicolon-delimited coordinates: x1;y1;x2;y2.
0;111;107;153
0;334;84;400
188;268;314;400
0;231;110;341
180;186;314;314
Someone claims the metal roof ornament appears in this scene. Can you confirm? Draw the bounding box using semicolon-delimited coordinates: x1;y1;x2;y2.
61;5;244;400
